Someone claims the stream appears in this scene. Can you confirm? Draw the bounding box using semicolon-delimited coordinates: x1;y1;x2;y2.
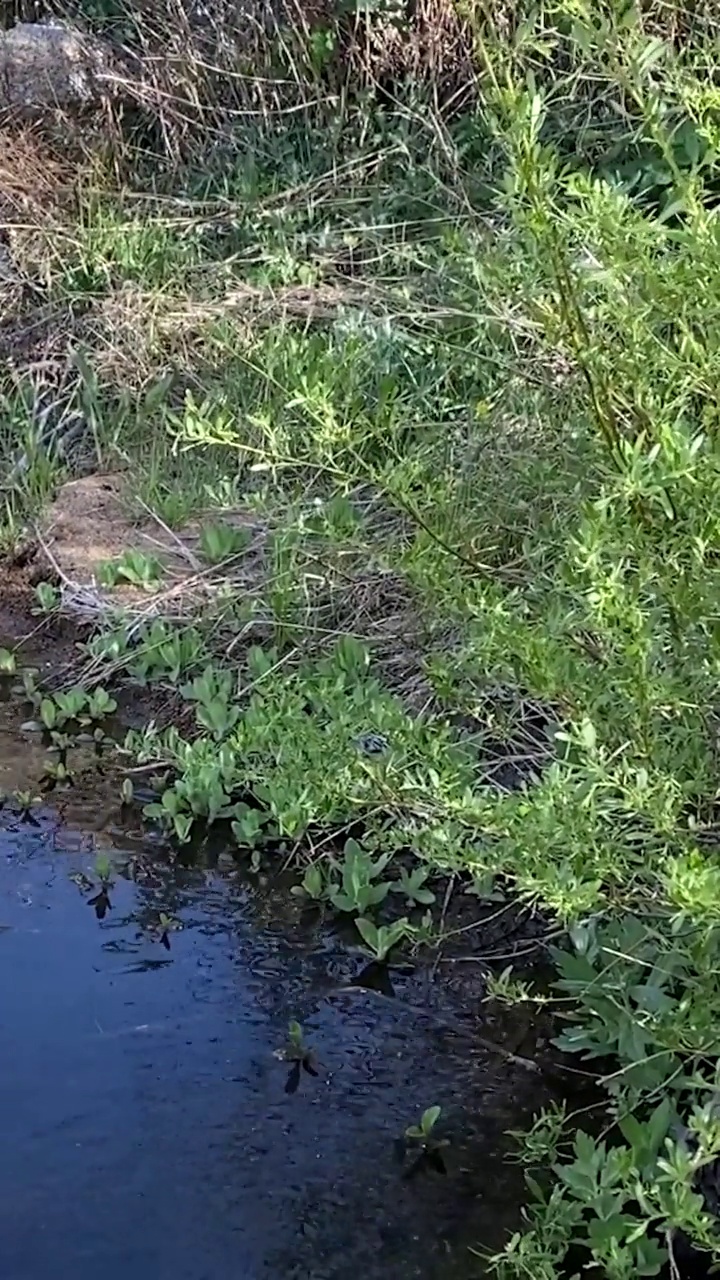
0;695;559;1280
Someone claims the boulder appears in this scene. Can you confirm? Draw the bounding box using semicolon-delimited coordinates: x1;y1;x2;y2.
0;22;122;115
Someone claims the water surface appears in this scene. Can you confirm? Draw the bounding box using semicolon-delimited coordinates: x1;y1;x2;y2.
0;705;553;1280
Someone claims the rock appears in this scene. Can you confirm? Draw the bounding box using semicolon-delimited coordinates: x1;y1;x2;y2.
0;22;122;115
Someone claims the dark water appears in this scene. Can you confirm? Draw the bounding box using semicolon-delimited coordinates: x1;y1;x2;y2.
0;712;554;1280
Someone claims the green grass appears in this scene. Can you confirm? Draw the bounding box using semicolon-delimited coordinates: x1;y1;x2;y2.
8;0;720;1273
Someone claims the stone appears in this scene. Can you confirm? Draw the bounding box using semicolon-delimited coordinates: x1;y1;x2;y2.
0;22;121;115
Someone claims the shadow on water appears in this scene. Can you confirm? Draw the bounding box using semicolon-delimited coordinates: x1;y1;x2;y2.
0;703;567;1280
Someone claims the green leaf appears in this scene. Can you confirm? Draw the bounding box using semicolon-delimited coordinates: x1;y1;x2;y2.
579;718;596;751
355;916;379;951
646;1097;673;1158
364;881;391;906
421;1105;441;1134
40;698;57;729
301;864;325;899
333;890;360;913
0;648;16;673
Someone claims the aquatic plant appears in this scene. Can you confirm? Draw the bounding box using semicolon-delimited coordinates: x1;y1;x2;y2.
156;911;182;950
41;759;73;790
399;1106;450;1177
33;582;59;613
354;917;410;962
276;1020;319;1094
94;853;114;885
328;839;392;914
12;789;41;821
291;861;332;902
86;687;117;722
405;1105;444;1144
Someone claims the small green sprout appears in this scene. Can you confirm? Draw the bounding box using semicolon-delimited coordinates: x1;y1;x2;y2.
12;789;41;820
399;1106;450;1177
86;687;117;721
0;647;16;674
54;689;88;721
94;853;114;885
275;1019;319;1094
34;581;59;613
391;865;436;907
329;839;392;914
199;521;251;565
39;698;58;730
98;550;164;589
290;862;330;900
405;1106;444;1143
157;911;182;950
355;916;410;962
41;759;73;790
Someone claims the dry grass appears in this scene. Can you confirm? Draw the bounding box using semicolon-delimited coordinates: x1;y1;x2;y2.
4;0;476;154
0;125;71;210
75;279;389;387
2;0;718;179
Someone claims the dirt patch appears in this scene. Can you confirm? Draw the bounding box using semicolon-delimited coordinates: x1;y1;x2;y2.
0;561;85;671
35;471;268;618
28;475;438;705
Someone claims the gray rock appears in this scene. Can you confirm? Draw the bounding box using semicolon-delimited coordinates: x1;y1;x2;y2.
0;22;121;114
